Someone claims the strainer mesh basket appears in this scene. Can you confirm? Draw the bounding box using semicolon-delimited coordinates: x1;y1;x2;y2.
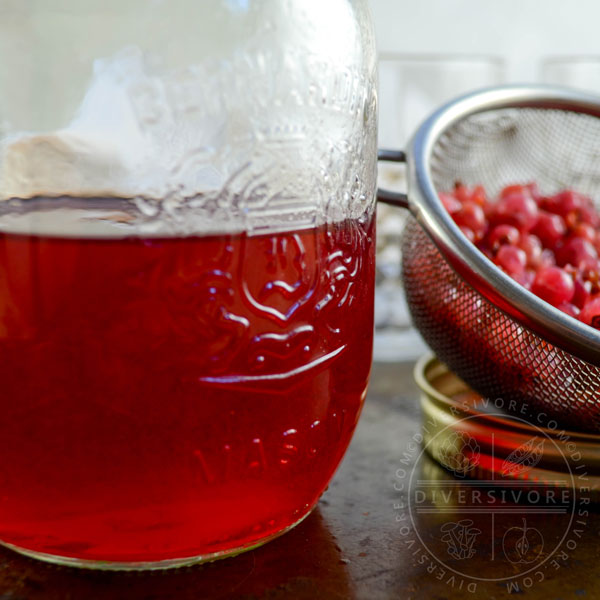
401;102;600;433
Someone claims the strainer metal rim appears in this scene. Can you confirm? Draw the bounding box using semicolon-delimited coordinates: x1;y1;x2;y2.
406;84;600;366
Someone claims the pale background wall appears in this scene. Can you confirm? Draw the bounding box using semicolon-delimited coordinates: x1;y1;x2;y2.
368;0;600;360
368;0;600;82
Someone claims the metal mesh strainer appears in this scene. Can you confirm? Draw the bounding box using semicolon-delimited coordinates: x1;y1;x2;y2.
378;85;600;433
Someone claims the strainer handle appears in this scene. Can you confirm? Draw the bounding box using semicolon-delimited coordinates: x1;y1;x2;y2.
377;149;409;209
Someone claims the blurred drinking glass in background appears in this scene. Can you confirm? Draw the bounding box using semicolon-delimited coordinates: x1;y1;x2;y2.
376;54;506;361
540;56;600;93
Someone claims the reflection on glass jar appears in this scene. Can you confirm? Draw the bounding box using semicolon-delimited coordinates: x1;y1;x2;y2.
0;0;377;569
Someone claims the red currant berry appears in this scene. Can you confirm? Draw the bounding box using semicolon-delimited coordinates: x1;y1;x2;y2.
511;269;536;290
539;249;556;268
542;189;584;217
580;296;600;328
496;245;527;276
459;226;475;242
573;277;592;309
518;234;543;267
531;266;575;306
488;225;520;252
556;236;598;269
491;190;539;232
572;222;596;243
557;302;580;318
454;202;486;240
470;185;487;206
440;192;461;214
531;211;566;248
454;183;472;204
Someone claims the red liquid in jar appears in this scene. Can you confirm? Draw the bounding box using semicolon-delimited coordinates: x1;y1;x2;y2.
0;207;375;564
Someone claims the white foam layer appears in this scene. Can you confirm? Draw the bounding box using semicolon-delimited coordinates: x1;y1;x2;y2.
0;198;322;239
0;208;135;238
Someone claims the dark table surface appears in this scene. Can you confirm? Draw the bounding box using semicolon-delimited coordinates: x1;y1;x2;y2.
1;361;598;600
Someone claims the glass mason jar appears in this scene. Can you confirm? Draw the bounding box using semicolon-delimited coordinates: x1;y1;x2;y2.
0;0;377;569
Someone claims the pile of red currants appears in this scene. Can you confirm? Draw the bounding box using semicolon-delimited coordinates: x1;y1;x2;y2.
441;183;600;329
